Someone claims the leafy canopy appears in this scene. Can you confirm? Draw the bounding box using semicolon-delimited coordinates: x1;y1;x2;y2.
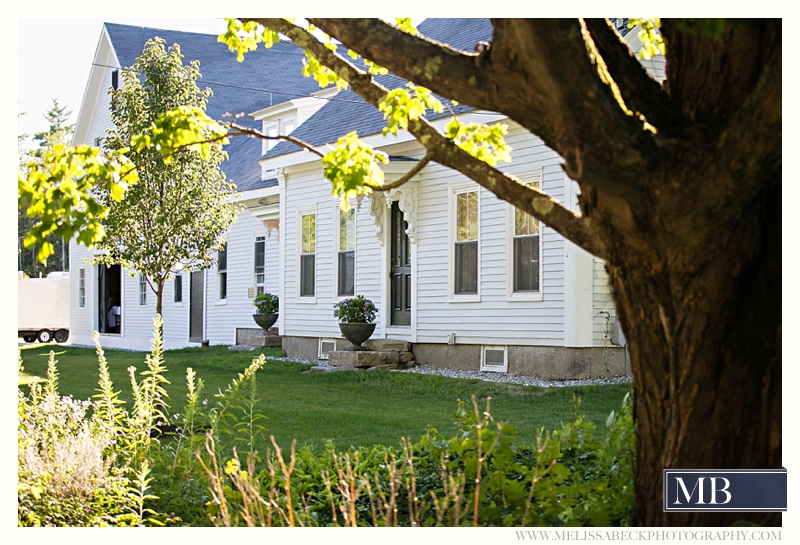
96;38;240;297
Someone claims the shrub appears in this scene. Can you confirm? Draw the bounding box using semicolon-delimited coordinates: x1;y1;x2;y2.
202;394;636;527
253;292;279;315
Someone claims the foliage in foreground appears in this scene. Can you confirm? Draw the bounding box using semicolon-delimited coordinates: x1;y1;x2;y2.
18;317;634;527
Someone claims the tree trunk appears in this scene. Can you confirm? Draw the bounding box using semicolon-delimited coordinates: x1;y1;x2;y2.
155;280;165;341
604;178;781;526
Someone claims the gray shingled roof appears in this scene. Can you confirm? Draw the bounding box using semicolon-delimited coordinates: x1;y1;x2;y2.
263;18;494;161
104;23;321;192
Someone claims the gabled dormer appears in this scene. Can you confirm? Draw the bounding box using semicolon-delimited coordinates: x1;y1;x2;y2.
251;86;338;157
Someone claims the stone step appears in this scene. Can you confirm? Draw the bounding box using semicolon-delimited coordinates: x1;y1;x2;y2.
364;339;409;352
239;331;282;348
329;350;386;368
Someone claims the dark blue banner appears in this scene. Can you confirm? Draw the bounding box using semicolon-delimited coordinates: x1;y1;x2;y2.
664;469;786;512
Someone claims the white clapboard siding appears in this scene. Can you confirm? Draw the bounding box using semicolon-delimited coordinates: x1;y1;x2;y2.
204;208;282;345
282;166;384;338
592;256;616;347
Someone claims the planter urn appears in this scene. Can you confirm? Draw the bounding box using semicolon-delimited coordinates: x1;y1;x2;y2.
253;313;278;331
339;322;376;351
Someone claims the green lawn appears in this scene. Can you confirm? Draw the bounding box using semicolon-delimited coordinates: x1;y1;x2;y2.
18;343;631;451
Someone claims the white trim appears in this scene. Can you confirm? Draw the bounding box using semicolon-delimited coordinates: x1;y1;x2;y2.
506;169;544;302
296;205;317;303
448;181;481;303
481;345;508;373
278;171;287;334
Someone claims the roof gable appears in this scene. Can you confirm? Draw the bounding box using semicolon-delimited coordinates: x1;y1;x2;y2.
82;23;322;191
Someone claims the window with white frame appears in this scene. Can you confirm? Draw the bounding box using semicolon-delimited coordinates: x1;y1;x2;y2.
263;117;297;153
79;268;85;307
300;212;316;297
218;242;228;301
254;235;266;295
510;172;542;294
139;274;147;305
481;345;508;372
338;207;355;297
454;189;479;295
174;274;183;303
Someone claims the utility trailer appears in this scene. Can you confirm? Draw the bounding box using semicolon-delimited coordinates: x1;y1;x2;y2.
18;271;70;343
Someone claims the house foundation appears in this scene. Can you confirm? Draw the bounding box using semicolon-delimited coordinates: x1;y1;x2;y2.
282;335;629;379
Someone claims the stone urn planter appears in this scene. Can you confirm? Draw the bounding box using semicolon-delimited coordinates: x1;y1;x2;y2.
253;313;278;331
339;322;376;351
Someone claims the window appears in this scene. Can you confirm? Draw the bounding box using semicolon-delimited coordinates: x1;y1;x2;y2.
509;172;542;295
319;339;337;360
481;346;508;372
263;117;297;153
513;206;540;292
254;235;266;295
300;212;316;297
111;69;119;90
338;208;355;296
454;190;479;294
78;269;86;307
139;274;147;305
218;243;228;301
174;274;183;303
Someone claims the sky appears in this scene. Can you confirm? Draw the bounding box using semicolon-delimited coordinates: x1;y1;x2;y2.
17;18;231;147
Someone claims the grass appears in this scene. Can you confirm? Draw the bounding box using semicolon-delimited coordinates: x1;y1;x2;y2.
18;343;631;451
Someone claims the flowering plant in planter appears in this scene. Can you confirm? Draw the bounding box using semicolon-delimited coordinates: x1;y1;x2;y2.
334;295;377;324
253;292;279;315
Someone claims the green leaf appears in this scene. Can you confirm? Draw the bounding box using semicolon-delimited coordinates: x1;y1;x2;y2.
322;132;388;208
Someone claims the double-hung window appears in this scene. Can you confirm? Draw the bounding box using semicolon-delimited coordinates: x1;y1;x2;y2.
254;236;266;295
454;189;479;295
174;274;183;303
79;269;86;307
508;171;543;297
218;243;228;301
139;274;147;305
300;212;316;297
338;208;355;297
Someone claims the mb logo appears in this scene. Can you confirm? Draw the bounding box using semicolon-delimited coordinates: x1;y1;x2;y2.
673;476;731;505
663;469;786;513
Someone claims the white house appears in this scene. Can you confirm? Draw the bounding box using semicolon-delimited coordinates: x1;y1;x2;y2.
70;19;662;378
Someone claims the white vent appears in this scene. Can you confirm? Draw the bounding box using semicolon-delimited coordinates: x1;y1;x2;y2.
319;339;337;360
481;346;508;372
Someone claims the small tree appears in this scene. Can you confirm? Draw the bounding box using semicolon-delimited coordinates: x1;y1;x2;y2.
97;38;240;324
18;100;75;275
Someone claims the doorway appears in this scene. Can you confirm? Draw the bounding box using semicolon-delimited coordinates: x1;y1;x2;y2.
97;264;121;334
390;202;411;326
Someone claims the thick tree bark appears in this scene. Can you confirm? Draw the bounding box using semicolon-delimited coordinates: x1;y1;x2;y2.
603;176;781;526
250;18;782;526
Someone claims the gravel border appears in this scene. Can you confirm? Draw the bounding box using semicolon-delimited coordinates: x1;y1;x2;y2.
266;356;631;388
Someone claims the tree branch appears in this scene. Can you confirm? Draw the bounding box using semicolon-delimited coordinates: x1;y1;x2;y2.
583;18;680;131
307;18;493;106
249;18;607;259
227;121;325;158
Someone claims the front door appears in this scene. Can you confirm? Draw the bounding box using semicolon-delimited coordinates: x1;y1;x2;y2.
390;202;411;326
189;271;204;342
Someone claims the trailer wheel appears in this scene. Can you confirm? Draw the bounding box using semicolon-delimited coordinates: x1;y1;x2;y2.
37;330;53;343
54;329;69;343
23;335;36;343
